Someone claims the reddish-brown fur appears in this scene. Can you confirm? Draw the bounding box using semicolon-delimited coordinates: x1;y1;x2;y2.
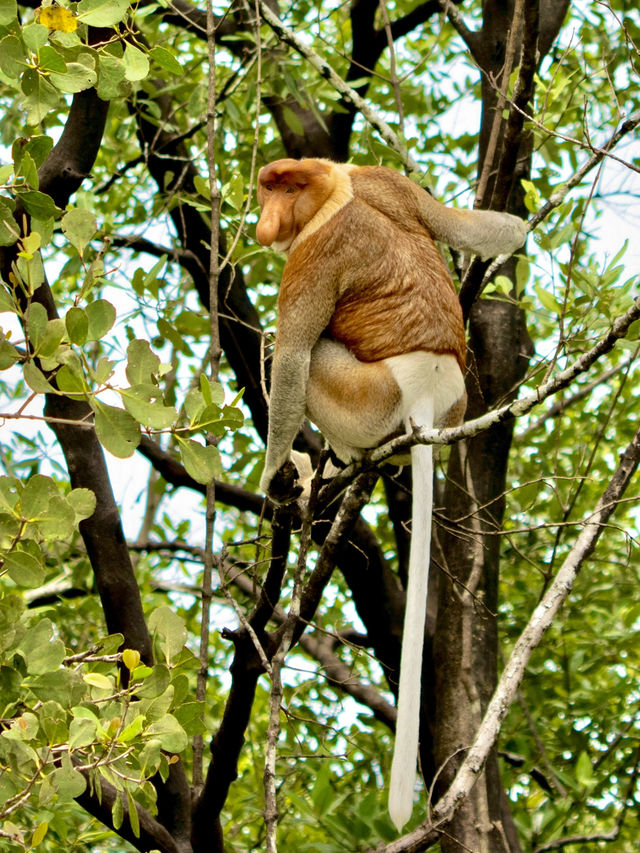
272;173;466;372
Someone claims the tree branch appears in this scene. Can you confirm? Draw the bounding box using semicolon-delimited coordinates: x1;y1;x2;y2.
76;770;183;853
327;294;640;482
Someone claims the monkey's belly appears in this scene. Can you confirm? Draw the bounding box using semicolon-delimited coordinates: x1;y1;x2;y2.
306;339;403;461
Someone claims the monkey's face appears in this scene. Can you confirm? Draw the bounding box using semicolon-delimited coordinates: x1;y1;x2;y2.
256;159;334;252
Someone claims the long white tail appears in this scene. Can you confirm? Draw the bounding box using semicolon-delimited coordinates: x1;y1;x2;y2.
388;399;434;832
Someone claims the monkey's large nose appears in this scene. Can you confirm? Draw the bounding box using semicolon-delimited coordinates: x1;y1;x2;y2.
256;216;278;246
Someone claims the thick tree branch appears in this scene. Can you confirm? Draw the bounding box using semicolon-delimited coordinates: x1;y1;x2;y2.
0;86;154;665
258;0;418;170
133;91;269;440
76;769;183;853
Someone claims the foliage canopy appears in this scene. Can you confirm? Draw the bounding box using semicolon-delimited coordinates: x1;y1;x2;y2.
0;1;639;851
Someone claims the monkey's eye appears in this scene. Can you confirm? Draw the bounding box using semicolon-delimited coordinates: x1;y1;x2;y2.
264;183;274;191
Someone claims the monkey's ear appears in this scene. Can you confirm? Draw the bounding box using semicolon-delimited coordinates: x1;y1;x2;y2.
264;459;304;505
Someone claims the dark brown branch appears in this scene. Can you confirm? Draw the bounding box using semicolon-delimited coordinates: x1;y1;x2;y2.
137;435;266;515
38;89;110;204
0;85;154;665
302;631;397;728
75;768;183;853
250;507;293;631
489;0;539;211
132;91;269;440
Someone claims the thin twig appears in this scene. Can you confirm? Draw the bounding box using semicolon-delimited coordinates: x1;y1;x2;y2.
193;0;223;792
264;505;314;853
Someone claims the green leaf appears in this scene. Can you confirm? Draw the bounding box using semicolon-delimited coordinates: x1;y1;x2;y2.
148;606;187;661
534;284;562;314
18;190;59;220
92;401;140;458
67;488;96;521
0;478;21;513
85;299;116;340
50;753;86;800
77;0;131;27
21;69;61;125
55;363;89;395
69;716;98;748
112;792;124;830
0;0;18;25
20;474;57;518
65;306;89;345
97;53;128;100
282;105;304;135
36;495;77;540
0;285;17;312
22;360;55;393
31;821;48;847
126;787;140;837
142;684;174;722
123;42;149;82
17;151;38;188
177;438;221;484
94;355;115;384
125;339;160;385
150;46;182;75
146;714;188;753
62;208;97;255
119;713;144;742
83;672;113;690
49;56;98;94
0;35;26;78
122;387;177;430
575;751;594;787
200;374;225;405
22;23;48;53
0;196;19;246
19;620;65;675
134;663;170;699
3;549;45;588
24;136;53;169
37;318;66;357
38;45;67;74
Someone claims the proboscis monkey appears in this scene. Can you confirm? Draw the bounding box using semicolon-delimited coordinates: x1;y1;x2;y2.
256;158;527;831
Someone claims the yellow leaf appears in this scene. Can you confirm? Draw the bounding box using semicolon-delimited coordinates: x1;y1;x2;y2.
122;648;141;671
39;6;78;33
31;822;49;846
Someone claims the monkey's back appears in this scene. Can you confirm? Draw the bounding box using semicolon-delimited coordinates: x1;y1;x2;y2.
323;198;466;370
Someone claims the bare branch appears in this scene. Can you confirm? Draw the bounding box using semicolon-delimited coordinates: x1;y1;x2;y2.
363;295;640;466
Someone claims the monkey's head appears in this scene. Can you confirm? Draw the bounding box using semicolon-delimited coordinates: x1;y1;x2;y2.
256;158;336;251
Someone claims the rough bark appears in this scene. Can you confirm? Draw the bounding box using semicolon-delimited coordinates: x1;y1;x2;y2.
430;2;568;849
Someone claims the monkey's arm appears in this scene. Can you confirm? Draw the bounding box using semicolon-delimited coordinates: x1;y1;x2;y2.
411;183;527;260
260;344;312;496
260;264;338;499
350;167;527;261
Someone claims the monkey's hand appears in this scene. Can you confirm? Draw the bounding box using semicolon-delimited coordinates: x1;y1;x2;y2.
261;459;305;505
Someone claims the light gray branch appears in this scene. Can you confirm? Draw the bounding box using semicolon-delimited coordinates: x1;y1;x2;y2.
371;424;640;852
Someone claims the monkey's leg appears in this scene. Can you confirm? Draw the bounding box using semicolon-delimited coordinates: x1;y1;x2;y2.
306;338;404;462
